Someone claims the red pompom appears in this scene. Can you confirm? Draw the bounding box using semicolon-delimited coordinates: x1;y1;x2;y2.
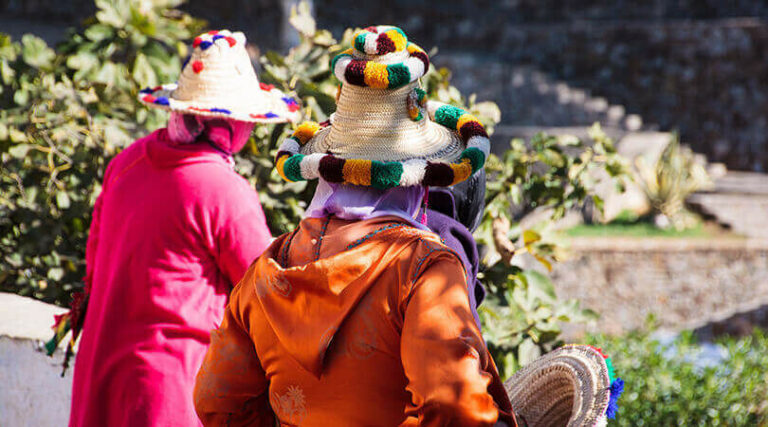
142;95;156;103
225;36;236;47
192;61;204;74
192;37;202;47
260;82;275;91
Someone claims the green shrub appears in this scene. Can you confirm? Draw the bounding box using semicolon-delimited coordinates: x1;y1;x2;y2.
588;328;768;426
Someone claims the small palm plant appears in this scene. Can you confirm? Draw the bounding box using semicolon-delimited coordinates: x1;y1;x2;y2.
635;134;711;230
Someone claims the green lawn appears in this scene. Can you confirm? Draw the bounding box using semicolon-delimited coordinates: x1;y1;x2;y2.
564;222;711;238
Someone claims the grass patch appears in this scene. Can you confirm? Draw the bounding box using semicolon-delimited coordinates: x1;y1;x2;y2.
565;221;710;238
564;210;716;238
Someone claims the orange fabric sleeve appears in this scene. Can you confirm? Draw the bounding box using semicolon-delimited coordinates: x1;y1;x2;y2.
194;278;275;427
400;253;516;427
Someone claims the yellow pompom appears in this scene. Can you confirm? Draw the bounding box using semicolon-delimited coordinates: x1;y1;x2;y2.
456;114;480;132
276;155;293;182
292;121;321;144
342;159;372;186
385;29;407;52
363;62;389;89
450;158;473;185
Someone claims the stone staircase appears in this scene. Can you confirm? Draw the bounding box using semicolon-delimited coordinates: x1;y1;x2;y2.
688;172;768;239
433;52;651;149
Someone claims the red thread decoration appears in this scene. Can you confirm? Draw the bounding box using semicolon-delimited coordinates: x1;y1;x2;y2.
142;95;156;103
260;83;275;91
207;30;219;35
225;36;237;47
192;61;204;74
193;37;202;47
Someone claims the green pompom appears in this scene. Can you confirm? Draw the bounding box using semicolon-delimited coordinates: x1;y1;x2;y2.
354;33;367;53
284;155;305;182
371;161;404;190
387;63;411;89
606;357;616;383
434;104;465;130
461;147;485;173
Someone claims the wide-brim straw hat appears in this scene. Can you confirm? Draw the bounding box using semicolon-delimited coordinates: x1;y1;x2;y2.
138;30;300;124
505;345;624;427
274;25;490;189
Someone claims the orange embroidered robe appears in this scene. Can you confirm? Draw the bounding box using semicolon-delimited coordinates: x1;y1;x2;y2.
194;216;516;426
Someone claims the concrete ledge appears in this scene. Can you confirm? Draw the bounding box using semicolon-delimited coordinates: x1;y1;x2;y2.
0;293;72;427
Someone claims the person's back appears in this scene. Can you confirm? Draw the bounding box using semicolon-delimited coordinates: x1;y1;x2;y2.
71;129;271;426
195;216;514;426
69;29;299;427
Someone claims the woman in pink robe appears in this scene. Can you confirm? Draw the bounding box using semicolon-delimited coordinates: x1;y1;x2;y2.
68;113;272;426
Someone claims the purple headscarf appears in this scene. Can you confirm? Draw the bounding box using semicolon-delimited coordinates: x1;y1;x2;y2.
167;112;255;155
305;179;428;230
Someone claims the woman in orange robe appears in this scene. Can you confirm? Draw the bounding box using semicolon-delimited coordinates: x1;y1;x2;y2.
194;25;516;426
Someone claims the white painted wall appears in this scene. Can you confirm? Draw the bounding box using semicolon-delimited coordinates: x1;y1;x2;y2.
0;293;72;427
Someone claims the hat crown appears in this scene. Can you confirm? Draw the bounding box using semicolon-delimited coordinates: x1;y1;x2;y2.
174;30;268;111
331;26;430;90
352;26;409;58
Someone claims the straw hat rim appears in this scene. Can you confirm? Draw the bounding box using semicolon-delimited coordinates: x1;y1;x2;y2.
139;83;300;124
505;345;612;427
299;116;465;162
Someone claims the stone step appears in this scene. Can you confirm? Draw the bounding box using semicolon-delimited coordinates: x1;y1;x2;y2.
433;53;650;131
688;191;768;239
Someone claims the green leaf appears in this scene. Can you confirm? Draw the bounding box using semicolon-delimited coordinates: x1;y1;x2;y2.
55;191;71;209
20;34;55;69
521;270;556;302
132;53;156;87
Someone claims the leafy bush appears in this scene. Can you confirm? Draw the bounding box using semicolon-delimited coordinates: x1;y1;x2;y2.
477;125;628;376
1;0;629;374
588;327;768;426
0;0;204;305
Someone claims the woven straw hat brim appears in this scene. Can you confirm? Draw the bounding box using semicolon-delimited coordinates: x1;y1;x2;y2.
505;345;611;427
299;83;463;162
139;83;300;124
300;120;463;162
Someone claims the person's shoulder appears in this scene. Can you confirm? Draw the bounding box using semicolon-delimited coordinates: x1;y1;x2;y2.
380;225;464;281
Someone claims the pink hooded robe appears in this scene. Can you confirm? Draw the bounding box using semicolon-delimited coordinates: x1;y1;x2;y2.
69;128;271;427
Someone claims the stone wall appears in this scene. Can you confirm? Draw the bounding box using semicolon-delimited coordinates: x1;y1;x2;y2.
315;2;768;171
548;238;768;338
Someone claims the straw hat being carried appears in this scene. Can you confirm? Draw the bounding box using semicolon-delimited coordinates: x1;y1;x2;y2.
505;345;625;427
138;29;300;123
274;25;490;189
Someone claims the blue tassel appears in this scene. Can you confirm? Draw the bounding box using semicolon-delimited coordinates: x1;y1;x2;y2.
606;378;625;419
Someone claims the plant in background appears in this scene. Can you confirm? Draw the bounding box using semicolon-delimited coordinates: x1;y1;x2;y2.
476;124;630;377
635;134;711;230
588;327;768;425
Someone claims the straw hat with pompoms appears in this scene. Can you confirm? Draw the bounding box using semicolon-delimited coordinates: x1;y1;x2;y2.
138;30;300;123
274;25;491;190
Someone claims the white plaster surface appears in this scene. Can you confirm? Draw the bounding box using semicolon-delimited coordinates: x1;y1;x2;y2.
0;293;72;427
